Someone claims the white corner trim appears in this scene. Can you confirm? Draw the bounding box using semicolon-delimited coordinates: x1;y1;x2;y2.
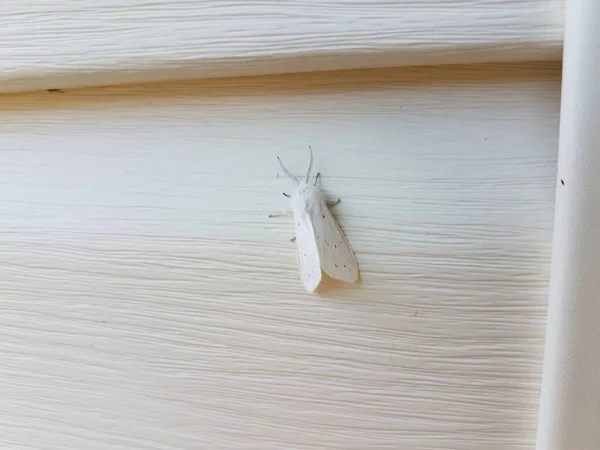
536;1;600;449
0;0;564;93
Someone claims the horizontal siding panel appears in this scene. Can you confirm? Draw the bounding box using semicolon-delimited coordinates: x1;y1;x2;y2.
0;62;559;448
0;0;564;93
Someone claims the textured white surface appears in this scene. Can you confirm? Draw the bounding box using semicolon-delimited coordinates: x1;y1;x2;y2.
536;1;600;449
0;62;559;449
0;0;564;93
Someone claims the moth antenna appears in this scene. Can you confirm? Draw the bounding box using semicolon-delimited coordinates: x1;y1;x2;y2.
314;172;321;186
305;145;314;183
277;157;299;183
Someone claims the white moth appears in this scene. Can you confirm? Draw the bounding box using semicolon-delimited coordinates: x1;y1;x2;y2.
270;147;359;292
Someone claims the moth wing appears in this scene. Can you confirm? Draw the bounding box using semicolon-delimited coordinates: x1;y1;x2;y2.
294;211;322;292
312;195;359;283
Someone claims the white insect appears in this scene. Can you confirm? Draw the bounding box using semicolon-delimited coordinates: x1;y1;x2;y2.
270;147;359;292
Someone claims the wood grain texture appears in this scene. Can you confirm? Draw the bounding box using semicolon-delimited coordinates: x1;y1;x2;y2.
0;62;560;449
0;0;564;94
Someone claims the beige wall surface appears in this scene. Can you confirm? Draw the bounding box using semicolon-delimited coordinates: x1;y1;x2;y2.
0;62;560;449
0;0;563;93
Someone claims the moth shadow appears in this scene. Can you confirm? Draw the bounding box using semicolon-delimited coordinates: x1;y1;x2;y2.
315;270;362;295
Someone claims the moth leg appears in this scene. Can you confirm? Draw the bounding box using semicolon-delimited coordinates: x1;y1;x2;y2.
268;208;292;218
327;198;341;208
283;192;291;198
314;172;321;186
290;236;296;243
